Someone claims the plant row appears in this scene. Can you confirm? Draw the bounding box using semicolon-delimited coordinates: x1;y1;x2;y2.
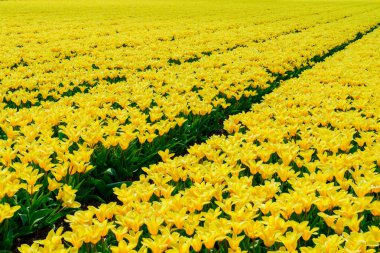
0;4;376;108
16;18;380;253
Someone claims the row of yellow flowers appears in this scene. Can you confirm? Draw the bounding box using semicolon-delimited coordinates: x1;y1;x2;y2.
1;22;379;250
1;2;374;193
16;14;380;253
1;2;379;203
0;3;378;107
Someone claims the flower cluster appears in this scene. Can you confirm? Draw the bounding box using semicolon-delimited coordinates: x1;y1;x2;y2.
17;12;380;253
1;2;379;230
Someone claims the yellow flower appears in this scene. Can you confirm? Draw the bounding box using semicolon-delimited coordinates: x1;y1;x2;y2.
289;221;319;241
369;201;380;216
175;117;187;127
346;215;364;232
331;217;346;235
165;208;188;229
159;184;175;199
149;107;164;122
88;202;117;222
259;227;281;247
65;210;94;226
244;221;263;239
0;148;17;167
57;184;80;208
34;227;68;251
142;235;169;253
166;236;191;253
196;219;229;249
278;231;302;252
18;243;40;253
111;227;129;242
63;231;84;248
144;215;164;235
343;232;370;253
0;203;20;223
48;177;62;191
51;162;69;181
24;183;43;195
116;211;144;232
111;239;137;253
261;215;288;234
68;160;94;175
366;226;380;247
19;166;44;187
190;234;202;252
124;230;143;247
226;234;245;251
158;149;174;163
351;180;372;197
183;213;200;236
312;234;344;251
228;247;248;253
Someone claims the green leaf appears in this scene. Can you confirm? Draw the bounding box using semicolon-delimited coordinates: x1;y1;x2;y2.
45;210;70;224
103;167;117;177
29;209;54;226
19;213;28;226
13;225;35;238
107;181;132;189
83;194;105;203
31;191;50;209
0;228;14;251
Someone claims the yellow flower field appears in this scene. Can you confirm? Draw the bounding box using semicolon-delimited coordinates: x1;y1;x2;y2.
0;0;379;252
